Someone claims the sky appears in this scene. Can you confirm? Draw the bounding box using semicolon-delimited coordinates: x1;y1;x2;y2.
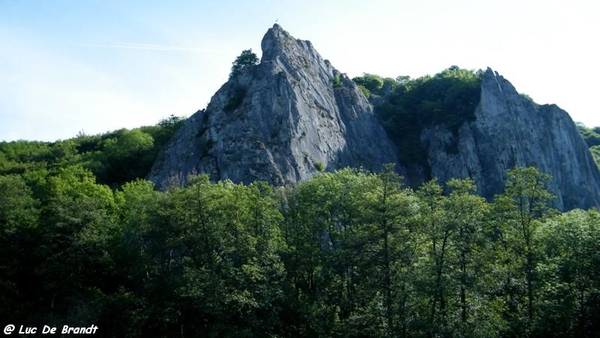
1;0;599;142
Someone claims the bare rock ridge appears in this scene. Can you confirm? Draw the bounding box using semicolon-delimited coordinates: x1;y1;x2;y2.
422;68;600;210
148;24;400;188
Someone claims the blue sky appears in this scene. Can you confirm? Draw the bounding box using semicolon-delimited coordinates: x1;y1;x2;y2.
1;0;598;141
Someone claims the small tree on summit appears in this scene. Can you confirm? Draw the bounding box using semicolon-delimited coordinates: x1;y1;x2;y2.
229;49;259;78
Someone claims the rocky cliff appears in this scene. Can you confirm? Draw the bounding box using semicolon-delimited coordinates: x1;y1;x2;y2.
148;25;600;211
421;68;600;210
148;24;400;188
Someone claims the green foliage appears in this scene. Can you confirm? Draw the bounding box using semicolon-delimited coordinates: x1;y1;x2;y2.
576;122;600;148
356;84;370;97
591;145;600;169
332;74;343;88
230;49;259;78
492;167;555;336
0;116;185;187
0;174;40;321
0;141;60;174
2;156;599;337
575;123;600;170
352;73;384;94
141;114;186;148
313;160;325;172
92;129;154;185
537;209;600;336
375;66;481;167
0;175;39;234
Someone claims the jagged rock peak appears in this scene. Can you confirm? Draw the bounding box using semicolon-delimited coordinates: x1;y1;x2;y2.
261;24;295;61
422;67;600;210
261;24;323;63
148;25;400;189
481;67;520;99
259;24;335;84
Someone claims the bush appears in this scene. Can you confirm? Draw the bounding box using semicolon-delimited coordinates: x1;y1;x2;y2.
352;73;384;94
314;161;325;172
332;74;342;88
357;84;370;97
230;49;259;78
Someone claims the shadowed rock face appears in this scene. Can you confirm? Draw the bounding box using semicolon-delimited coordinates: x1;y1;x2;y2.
147;24;400;188
422;68;600;210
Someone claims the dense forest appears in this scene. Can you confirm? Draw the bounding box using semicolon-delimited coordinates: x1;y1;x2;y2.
1;161;600;337
1;70;600;337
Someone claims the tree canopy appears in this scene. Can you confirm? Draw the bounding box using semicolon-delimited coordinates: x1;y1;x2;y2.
230;49;259;78
2;148;600;337
577;123;600;148
0;115;185;188
353;67;481;167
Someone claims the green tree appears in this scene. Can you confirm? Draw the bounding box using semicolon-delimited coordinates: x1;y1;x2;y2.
35;165;121;326
493;167;555;336
537;209;600;337
444;179;500;336
279;173;340;336
131;176;286;337
576;122;600;148
90;129;155;186
230;49;259;78
140;114;186;149
0;175;40;321
363;165;418;336
417;179;451;335
352;74;385;97
279;169;391;336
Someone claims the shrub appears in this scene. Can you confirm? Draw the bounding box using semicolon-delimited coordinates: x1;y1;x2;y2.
230;49;259;78
314;160;325;172
332;74;342;88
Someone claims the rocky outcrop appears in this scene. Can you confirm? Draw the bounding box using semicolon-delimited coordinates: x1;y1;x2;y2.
421;68;600;210
148;24;400;188
148;24;600;210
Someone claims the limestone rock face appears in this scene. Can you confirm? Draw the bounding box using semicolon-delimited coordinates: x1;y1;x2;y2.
148;24;400;188
148;25;600;211
422;68;600;210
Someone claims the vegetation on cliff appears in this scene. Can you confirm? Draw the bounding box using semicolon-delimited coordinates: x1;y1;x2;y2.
577;123;600;169
354;66;481;166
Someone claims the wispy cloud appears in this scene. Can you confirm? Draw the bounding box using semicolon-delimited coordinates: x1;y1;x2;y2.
82;42;211;52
